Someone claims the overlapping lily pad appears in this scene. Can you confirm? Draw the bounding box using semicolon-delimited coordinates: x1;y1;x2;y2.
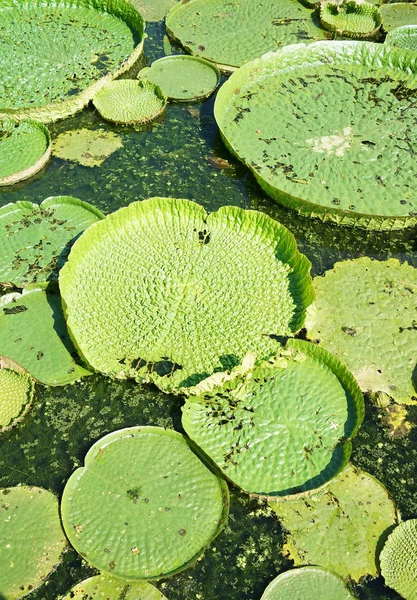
0;486;67;599
0;196;104;286
320;1;382;38
61;426;229;580
0;0;145;123
260;567;356;600
139;56;220;101
53;128;123;167
0;288;91;386
306;258;417;404
182;340;364;496
0;358;34;432
165;0;328;71
385;24;417;49
380;519;417;600
268;464;399;581
62;574;167;599
0;119;51;186
214;41;417;229
380;2;417;31
59;198;313;391
93;80;167;125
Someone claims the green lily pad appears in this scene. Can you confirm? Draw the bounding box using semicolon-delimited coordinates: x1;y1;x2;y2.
182;339;364;496
385;24;417;49
214;41;417;229
0;486;67;599
0;288;91;386
62;574;167;599
380;519;417;600
165;0;328;71
139;56;220;102
260;566;357;600
59;198;313;392
306;258;417;405
92;80;167;125
0;119;51;186
0;0;145;123
61;426;229;580
53;128;123;167
0;196;104;286
268;464;399;581
381;2;417;31
129;0;178;21
0;358;34;432
320;1;382;38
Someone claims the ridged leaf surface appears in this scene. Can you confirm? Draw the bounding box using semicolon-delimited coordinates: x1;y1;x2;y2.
0;364;34;431
320;1;381;37
0;119;50;185
380;519;417;600
260;567;356;600
385;24;417;50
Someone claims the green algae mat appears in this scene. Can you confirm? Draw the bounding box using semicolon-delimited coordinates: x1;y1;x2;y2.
61;426;229;580
215;40;417;229
380;519;417;600
0;0;145;123
62;574;167;599
260;567;356;600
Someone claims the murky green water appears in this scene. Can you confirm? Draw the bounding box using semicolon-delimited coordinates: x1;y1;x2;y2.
1;21;417;600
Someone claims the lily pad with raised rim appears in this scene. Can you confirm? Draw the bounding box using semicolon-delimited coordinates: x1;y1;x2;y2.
385;24;417;49
214;41;417;229
260;566;356;600
62;574;167;599
0;358;34;432
182;339;364;496
320;1;382;38
0;196;104;286
306;258;417;405
0;486;67;599
380;519;417;600
53;128;123;167
0;119;51;186
381;2;417;31
61;426;229;580
59;198;313;392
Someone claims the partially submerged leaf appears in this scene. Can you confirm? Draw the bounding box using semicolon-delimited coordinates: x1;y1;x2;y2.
260;566;357;600
380;519;417;600
0;362;34;432
62;574;167;599
53;128;123;167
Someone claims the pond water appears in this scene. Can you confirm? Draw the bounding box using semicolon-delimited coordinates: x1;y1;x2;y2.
1;20;417;600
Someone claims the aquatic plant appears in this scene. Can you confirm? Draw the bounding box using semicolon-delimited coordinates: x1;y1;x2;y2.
380;2;417;31
260;566;357;599
380;518;417;600
0;357;34;432
53;129;123;167
61;573;167;599
385;24;417;49
320;1;382;38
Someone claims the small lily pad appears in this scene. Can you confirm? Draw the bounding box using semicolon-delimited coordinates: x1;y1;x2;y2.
385;24;417;49
93;80;167;125
0;486;67;599
62;573;167;599
260;566;357;600
61;426;229;580
380;519;417;600
320;1;382;38
381;2;417;31
0;359;34;432
139;56;220;102
53;129;123;167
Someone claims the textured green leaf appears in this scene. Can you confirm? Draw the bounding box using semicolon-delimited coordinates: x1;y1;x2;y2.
381;2;417;31
129;0;178;21
0;0;145;123
139;56;220;102
0;196;104;286
53;128;123;167
0;119;51;186
320;1;382;37
93;80;167;125
59;198;313;391
61;426;229;580
0;288;91;386
182;340;363;495
380;519;417;600
385;24;417;49
61;574;167;599
268;464;399;581
0;486;67;599
0;360;34;431
166;0;329;71
260;566;357;600
306;257;417;404
214;41;417;230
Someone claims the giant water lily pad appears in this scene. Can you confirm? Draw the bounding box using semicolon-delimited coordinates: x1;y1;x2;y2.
306;258;417;404
268;464;399;581
59;198;313;391
385;24;417;49
165;0;328;71
61;426;229;579
260;567;356;600
53;128;123;167
380;519;417;600
0;0;145;123
62;574;167;599
214;41;417;229
0;486;67;599
182;340;364;495
381;2;417;31
0;196;104;286
320;1;382;38
0;358;34;432
0;288;91;386
0;119;51;186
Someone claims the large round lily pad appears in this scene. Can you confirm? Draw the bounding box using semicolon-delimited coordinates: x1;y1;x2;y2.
381;2;417;31
0;196;104;286
268;464;399;581
0;0;145;123
214;41;417;229
62;574;167;599
380;519;417;600
165;0;328;71
320;1;382;38
306;258;417;405
0;486;67;599
0;119;51;186
61;426;229;580
182;339;364;496
53;128;123;167
0;358;34;432
260;566;356;600
59;198;313;391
